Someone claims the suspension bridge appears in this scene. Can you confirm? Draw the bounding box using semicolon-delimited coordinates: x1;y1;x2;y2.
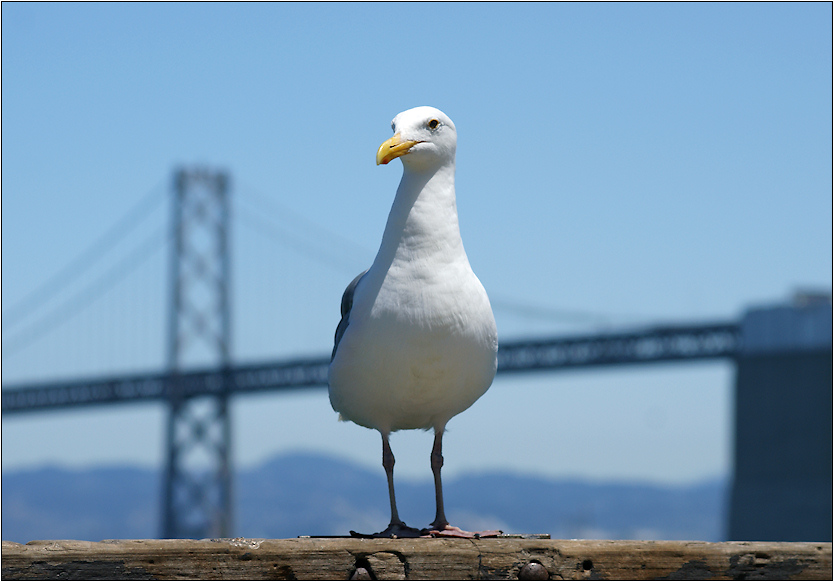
2;167;830;542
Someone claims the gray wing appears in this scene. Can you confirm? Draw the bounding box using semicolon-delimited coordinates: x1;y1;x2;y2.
331;270;368;361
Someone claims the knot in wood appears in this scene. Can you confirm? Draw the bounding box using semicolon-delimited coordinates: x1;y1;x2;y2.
519;560;549;580
350;566;372;580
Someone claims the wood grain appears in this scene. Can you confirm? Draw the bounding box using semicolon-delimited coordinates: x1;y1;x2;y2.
2;538;831;580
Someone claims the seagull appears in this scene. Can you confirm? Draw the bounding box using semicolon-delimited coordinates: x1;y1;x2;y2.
328;106;498;538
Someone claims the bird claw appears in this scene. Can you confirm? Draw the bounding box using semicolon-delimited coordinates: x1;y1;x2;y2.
350;522;424;539
349;522;501;539
421;524;503;538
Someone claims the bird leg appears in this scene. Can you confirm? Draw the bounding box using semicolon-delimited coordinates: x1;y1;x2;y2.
382;432;403;526
429;429;448;530
361;432;421;538
423;429;503;539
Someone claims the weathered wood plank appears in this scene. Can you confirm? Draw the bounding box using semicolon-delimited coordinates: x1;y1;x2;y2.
1;538;831;580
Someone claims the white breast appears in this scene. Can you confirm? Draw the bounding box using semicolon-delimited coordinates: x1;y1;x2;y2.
328;261;497;433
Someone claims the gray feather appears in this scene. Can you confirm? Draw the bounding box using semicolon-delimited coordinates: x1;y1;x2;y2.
331;270;368;361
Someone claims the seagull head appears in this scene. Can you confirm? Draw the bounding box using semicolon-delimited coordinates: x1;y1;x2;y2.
376;106;457;170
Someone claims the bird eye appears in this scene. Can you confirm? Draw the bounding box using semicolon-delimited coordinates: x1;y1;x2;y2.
427;119;439;130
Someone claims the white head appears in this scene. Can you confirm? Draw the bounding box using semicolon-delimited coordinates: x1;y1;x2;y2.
376;106;457;171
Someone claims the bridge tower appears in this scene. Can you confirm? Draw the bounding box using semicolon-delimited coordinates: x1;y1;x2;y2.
728;295;832;541
162;167;233;539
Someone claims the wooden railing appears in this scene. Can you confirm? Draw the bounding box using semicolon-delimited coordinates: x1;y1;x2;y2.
2;538;831;580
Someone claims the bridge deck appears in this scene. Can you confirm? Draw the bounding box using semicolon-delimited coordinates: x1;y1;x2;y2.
2;322;740;414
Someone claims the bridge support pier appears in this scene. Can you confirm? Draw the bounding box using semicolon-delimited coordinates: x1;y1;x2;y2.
729;297;832;542
162;167;233;539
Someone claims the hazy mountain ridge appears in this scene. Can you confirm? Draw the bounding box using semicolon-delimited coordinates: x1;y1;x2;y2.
2;452;727;543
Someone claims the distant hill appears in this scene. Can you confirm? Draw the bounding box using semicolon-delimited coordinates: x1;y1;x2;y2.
2;452;727;543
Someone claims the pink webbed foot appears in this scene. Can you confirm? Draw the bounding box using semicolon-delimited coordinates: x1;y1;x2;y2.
421;524;502;538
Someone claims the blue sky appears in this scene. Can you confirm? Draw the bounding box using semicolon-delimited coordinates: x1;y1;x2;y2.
2;3;831;486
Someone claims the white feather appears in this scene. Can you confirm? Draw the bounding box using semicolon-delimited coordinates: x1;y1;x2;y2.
328;106;498;435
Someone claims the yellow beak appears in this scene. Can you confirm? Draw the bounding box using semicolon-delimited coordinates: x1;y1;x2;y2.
376;133;423;165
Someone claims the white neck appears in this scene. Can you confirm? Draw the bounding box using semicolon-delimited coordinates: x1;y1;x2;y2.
372;161;466;274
